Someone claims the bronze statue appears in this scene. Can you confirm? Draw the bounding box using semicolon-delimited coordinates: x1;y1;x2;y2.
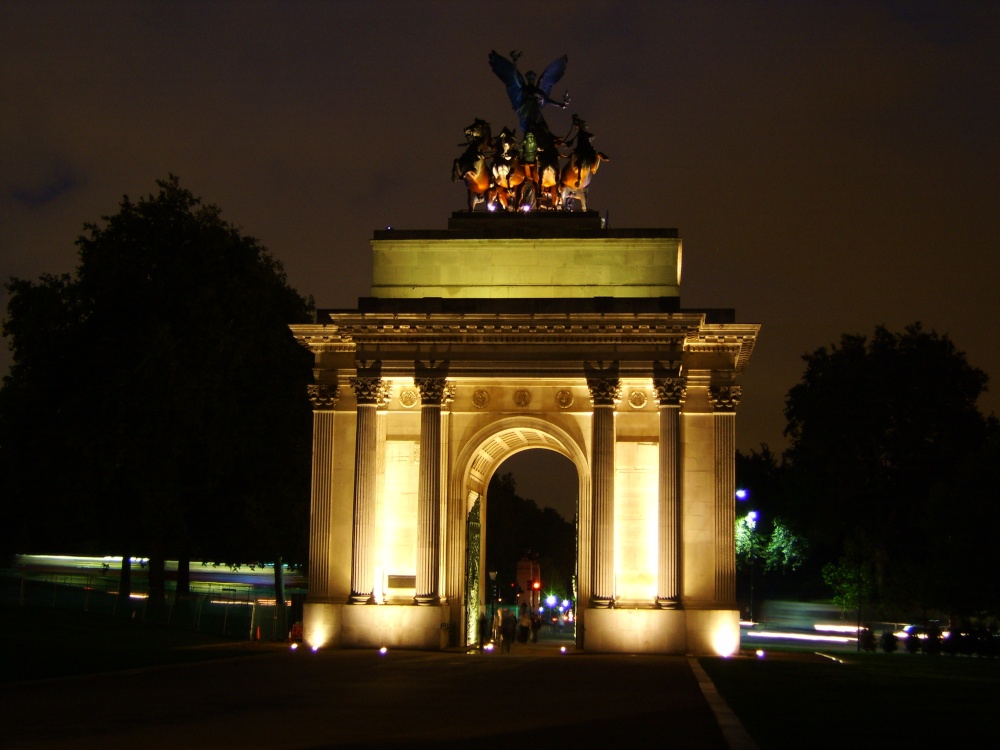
451;118;494;211
488;50;570;140
490;126;528;210
560;114;610;211
451;51;609;212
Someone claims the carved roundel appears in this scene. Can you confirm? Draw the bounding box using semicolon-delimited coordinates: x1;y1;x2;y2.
472;390;490;409
556;390;574;409
513;389;532;407
628;391;648;409
399;389;418;408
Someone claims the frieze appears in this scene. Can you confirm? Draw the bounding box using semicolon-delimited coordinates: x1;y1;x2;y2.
472;390;490;409
513;390;532;407
555;390;574;409
627;391;648;409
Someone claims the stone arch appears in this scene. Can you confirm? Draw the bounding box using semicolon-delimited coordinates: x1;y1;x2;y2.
450;416;591;648
454;415;589;510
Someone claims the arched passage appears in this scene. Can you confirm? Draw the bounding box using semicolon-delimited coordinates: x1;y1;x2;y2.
450;417;591;648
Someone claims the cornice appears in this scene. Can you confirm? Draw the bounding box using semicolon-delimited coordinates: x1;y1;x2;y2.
291;316;760;370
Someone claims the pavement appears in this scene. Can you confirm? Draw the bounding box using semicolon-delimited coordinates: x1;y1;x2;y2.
4;636;756;749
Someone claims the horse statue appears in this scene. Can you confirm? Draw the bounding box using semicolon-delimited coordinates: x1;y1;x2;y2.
560;114;609;211
490;126;528;211
452;118;494;211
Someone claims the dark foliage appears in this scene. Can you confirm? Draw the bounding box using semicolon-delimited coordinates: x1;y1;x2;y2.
1;177;314;580
484;472;575;599
780;323;996;617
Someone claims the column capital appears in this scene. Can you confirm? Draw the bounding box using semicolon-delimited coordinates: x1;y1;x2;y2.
653;377;687;407
708;384;742;412
308;384;340;411
350;376;390;405
415;377;449;406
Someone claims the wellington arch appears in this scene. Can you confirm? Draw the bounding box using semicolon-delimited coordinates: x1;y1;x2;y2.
290;210;759;656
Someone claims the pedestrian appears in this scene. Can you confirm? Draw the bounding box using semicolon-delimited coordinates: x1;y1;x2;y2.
500;608;516;653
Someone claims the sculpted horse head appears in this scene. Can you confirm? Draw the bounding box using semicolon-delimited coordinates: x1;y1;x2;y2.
490;126;527;210
452;118;494;211
560;114;609;211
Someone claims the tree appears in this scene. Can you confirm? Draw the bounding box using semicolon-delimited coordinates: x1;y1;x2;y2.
921;434;1000;619
734;447;810;608
781;323;995;615
1;176;314;627
485;472;575;601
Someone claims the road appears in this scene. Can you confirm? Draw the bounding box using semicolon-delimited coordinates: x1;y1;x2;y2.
6;641;735;749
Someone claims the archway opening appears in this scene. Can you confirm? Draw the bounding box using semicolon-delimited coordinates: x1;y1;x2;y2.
482;450;578;646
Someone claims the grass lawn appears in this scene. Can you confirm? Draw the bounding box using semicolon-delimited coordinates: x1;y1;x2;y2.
699;648;1000;748
1;603;271;682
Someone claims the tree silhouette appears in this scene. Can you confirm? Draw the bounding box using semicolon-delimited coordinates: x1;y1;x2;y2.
1;176;313;628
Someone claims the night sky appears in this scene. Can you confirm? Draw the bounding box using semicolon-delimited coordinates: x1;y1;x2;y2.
3;1;998;519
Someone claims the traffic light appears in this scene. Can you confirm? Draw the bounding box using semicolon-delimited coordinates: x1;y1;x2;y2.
532;580;541;591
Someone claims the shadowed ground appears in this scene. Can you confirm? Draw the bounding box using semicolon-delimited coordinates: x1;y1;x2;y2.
4;641;731;749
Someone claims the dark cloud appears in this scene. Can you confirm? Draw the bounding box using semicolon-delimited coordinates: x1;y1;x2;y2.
9;168;82;209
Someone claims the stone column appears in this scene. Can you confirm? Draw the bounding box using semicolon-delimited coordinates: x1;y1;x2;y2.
306;383;339;601
709;384;741;605
347;373;386;604
414;375;448;605
587;371;620;608
653;375;686;608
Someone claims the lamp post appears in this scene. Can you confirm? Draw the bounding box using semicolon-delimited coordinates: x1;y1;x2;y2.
747;510;758;623
488;570;498;636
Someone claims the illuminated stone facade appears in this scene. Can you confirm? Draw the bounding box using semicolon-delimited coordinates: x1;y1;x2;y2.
291;211;758;655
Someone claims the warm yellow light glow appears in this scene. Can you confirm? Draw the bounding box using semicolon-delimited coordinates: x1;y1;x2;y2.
290;643;298;650
305;621;332;650
712;624;740;657
614;441;659;601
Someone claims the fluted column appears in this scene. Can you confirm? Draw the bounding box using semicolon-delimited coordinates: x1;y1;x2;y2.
654;375;686;608
414;375;447;605
307;383;339;601
709;384;741;605
587;369;620;608
348;373;386;604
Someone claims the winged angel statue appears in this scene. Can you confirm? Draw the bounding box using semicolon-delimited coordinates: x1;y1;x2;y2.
452;50;607;211
488;50;570;139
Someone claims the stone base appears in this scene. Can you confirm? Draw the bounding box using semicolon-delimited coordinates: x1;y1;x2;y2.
303;600;344;649
684;608;741;657
304;601;452;650
583;607;740;656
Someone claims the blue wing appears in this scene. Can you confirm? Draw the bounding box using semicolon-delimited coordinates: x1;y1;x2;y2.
489;50;525;111
537;55;568;98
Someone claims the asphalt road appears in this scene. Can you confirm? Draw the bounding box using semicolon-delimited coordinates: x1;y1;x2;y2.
5;641;736;749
